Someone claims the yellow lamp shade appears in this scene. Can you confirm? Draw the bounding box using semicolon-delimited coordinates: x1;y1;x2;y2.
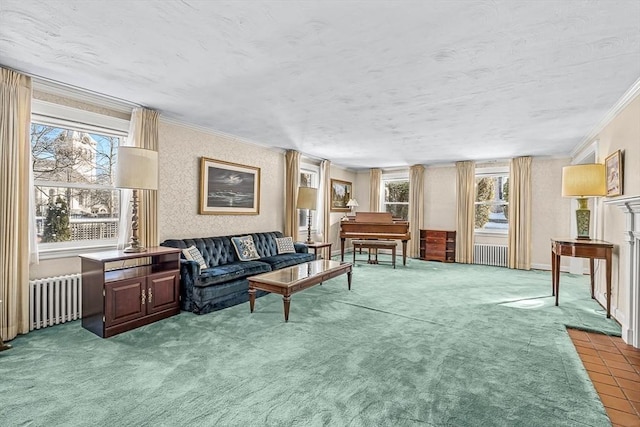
561;164;606;197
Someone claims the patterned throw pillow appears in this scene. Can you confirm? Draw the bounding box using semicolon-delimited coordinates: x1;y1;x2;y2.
182;246;208;270
275;237;296;254
231;235;261;261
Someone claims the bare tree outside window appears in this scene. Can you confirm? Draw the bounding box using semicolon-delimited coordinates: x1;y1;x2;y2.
31;123;121;244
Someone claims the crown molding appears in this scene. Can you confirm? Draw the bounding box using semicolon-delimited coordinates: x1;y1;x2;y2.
159;115;286;155
32;77;137;114
572;77;640;159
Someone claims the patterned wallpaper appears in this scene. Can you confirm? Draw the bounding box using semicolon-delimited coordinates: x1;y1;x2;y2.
158;121;285;241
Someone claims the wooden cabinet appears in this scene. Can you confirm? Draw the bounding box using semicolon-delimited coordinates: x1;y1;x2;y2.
420;229;456;263
80;247;181;338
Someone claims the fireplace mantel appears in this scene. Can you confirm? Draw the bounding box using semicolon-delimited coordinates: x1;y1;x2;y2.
605;195;640;348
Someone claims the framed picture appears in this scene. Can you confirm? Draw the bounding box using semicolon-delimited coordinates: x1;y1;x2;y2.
605;150;622;197
330;179;352;212
199;157;260;215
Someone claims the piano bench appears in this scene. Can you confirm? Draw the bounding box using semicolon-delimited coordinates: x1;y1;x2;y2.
352;240;396;268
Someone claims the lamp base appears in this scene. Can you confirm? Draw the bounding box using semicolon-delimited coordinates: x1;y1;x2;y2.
575;197;591;240
123;244;147;253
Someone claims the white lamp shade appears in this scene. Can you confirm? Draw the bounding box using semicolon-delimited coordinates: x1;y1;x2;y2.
115;146;159;190
561;164;606;197
296;187;317;210
346;199;359;207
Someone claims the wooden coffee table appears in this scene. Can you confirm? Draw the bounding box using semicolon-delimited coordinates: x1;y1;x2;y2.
248;260;352;322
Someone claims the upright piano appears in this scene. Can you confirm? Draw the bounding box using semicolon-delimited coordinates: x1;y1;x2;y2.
339;212;411;265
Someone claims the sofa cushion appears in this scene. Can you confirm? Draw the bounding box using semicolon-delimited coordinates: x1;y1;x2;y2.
231;235;261;261
275;236;296;254
182;246;208;270
259;252;316;270
195;261;271;287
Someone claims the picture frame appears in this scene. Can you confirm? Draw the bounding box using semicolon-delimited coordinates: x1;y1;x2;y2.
605;150;623;197
330;179;353;212
199;157;260;215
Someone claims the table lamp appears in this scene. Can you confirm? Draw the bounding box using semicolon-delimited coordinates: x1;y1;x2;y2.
296;187;317;244
115;146;159;252
346;198;359;215
561;163;606;240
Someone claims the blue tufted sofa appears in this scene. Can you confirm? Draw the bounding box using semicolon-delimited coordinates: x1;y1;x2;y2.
160;231;315;314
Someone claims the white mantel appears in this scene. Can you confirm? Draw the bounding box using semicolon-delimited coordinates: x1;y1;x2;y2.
605;195;640;348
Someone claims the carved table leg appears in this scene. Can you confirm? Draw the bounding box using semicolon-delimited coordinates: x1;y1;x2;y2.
248;287;256;313
283;296;291;322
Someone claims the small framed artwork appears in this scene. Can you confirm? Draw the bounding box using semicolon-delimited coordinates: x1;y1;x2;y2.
330;179;352;212
605;150;623;197
199;157;260;215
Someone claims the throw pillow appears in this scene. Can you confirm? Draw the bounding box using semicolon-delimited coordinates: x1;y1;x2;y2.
275;236;296;254
231;235;260;261
182;246;208;270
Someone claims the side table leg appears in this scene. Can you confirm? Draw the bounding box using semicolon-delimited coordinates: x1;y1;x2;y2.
283;296;291;322
551;247;556;296
589;258;595;299
606;250;612;318
554;254;561;306
347;271;352;290
249;287;256;313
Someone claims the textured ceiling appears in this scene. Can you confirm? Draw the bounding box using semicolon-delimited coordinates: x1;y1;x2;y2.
1;0;639;169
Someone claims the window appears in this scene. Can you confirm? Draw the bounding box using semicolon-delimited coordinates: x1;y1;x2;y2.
298;166;319;231
30;100;130;255
475;171;509;233
382;178;409;220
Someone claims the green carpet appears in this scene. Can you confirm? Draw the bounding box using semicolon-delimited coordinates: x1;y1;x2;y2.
0;258;620;426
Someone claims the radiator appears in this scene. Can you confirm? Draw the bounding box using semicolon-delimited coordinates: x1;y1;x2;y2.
29;274;82;331
474;244;508;267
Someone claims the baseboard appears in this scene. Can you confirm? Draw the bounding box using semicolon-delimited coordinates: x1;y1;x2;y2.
532;263;591;274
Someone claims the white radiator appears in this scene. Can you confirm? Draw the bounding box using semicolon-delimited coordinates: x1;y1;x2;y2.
474;244;508;267
29;274;82;331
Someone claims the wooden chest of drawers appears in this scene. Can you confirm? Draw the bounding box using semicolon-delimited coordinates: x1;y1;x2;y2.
419;229;456;262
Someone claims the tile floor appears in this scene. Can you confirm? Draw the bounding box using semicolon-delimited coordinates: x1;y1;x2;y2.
568;328;640;427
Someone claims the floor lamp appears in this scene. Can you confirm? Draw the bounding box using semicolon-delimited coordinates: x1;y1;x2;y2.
116;146;159;253
297;187;317;244
562;163;606;240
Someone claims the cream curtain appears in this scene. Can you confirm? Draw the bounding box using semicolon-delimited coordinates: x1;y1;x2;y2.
284;150;300;238
369;168;381;212
408;164;425;258
117;108;159;249
456;161;475;263
0;68;32;340
320;160;331;255
508;156;532;270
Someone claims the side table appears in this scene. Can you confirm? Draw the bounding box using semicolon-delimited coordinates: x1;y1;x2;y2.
303;242;333;260
551;238;613;318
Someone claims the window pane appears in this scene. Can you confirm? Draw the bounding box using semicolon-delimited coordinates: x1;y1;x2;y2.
475;175;509;231
32;122;122;246
384;180;409;203
35;188;120;243
385;204;408;220
32;124;120;185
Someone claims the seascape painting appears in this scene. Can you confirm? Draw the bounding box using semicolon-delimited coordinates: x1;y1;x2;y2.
199;157;260;215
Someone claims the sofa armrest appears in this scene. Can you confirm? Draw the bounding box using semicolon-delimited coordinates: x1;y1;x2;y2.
180;259;200;283
294;243;309;254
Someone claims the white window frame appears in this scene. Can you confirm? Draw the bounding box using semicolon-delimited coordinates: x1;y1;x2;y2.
474;166;509;236
32;100;130;259
380;172;409;220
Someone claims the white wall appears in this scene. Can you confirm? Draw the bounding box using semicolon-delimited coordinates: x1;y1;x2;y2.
424;165;457;231
530;157;573;269
327;165;357;255
158;121;285;240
